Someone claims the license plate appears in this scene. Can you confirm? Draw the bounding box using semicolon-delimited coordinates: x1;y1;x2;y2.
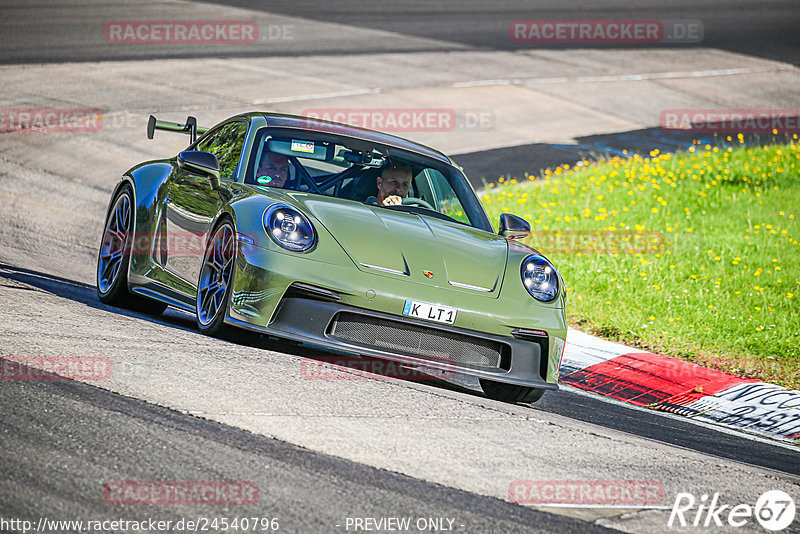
402;299;457;325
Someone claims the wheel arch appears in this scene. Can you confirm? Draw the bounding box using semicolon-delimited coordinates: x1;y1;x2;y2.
209;205;238;238
113;160;176;288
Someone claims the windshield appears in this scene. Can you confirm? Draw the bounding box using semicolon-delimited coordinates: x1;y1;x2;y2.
244;129;493;232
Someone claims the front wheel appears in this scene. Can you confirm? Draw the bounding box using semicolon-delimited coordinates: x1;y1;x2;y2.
196;219;236;336
96;184;167;315
480;379;545;404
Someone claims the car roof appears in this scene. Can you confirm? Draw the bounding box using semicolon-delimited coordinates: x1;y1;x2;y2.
244;112;452;164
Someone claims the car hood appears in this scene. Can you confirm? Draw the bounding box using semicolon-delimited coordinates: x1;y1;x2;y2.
288;194;507;295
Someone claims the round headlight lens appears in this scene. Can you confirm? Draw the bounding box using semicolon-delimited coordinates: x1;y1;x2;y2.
521;255;559;302
263;204;315;252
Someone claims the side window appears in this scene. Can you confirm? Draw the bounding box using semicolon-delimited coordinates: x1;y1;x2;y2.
422;169;471;225
196;122;247;179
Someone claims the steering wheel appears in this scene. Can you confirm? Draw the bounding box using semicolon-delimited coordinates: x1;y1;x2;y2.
401;196;436;211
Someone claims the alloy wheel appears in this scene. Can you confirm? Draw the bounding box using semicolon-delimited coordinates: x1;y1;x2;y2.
197;223;235;326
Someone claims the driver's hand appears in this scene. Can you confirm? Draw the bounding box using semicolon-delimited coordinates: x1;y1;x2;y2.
382;195;402;206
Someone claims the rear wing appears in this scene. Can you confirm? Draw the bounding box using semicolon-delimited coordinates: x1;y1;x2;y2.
147;115;209;144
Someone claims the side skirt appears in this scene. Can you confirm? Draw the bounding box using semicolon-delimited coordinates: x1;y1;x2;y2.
129;281;196;314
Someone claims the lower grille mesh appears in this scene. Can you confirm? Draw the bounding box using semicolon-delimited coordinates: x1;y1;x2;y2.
329;312;503;369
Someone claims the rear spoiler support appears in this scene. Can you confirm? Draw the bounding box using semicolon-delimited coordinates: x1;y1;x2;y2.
147;115;209;144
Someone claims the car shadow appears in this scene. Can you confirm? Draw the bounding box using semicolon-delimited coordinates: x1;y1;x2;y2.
0;262;484;400
454;128;797;188
0;262;200;333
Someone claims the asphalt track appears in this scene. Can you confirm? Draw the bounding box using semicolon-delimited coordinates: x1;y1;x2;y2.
1;1;799;533
2;263;799;479
0;363;612;534
216;0;800;65
2;0;798;64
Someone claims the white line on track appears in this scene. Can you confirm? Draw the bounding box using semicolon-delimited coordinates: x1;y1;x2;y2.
87;65;799;116
252;88;381;105
533;504;673;510
451;79;513;88
452;65;797;87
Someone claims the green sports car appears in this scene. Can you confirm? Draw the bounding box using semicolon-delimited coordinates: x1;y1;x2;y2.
96;112;567;403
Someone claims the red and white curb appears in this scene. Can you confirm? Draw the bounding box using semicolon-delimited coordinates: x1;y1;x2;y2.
560;328;800;445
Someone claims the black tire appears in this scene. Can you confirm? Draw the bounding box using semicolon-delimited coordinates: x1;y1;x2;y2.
196;218;236;337
480;379;545;404
96;184;167;315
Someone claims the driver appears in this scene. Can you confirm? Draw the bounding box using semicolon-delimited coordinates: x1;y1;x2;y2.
255;152;290;188
368;164;412;206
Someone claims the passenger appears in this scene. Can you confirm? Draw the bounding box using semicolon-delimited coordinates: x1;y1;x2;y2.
367;164;413;206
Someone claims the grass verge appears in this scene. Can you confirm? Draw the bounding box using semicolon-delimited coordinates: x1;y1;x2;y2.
481;136;799;389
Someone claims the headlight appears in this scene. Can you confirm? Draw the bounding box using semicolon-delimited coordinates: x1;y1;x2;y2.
263;204;315;252
520;254;559;302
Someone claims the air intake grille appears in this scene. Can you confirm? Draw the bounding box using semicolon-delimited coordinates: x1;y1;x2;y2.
329;312;504;369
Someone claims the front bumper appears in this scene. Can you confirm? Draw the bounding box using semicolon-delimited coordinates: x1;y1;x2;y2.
228;241;566;388
227;295;558;390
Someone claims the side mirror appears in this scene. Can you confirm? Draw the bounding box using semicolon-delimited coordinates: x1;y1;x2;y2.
499;213;530;240
177;151;221;189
